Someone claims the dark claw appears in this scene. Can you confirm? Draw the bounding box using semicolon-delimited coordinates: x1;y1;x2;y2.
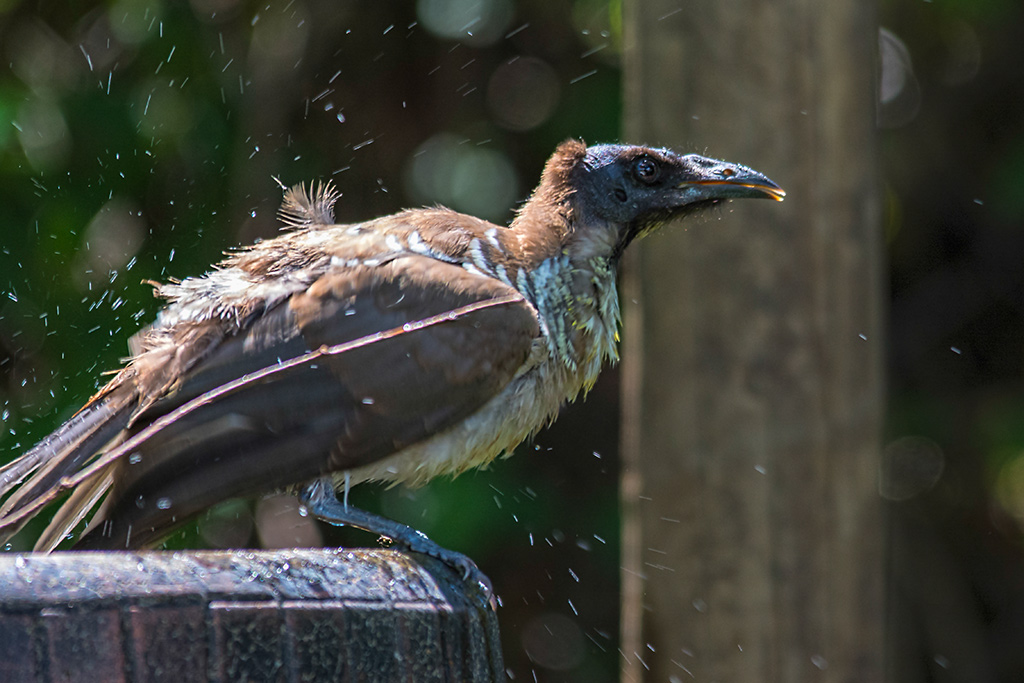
418;543;497;611
301;478;498;610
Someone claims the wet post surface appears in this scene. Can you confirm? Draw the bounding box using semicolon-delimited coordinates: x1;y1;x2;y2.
0;548;503;683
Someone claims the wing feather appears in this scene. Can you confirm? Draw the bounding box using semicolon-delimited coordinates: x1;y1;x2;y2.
17;256;537;550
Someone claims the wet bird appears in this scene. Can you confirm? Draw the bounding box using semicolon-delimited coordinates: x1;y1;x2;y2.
0;140;783;583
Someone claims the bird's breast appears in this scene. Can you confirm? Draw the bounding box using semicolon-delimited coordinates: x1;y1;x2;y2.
342;338;564;487
343;257;622;489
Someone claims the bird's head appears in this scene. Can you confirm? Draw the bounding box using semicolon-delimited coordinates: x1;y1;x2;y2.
523;140;785;263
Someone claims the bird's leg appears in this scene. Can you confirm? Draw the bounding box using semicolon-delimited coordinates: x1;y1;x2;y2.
299;477;495;609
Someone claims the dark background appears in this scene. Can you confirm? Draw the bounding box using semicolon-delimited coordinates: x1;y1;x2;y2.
0;1;1022;680
880;1;1024;680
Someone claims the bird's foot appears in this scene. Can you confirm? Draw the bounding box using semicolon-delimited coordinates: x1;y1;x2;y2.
300;478;496;610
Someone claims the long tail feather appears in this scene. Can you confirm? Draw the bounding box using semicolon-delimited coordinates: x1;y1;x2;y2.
33;466;115;552
0;384;136;544
0;394;122;499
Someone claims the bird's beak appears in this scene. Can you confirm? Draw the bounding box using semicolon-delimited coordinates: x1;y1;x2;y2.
676;155;786;202
685;177;786;202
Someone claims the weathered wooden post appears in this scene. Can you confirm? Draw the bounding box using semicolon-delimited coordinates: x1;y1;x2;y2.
620;1;884;680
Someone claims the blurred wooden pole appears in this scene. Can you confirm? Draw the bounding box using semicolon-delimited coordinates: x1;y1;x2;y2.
620;1;883;681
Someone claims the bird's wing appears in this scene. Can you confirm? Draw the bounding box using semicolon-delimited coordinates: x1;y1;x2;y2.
6;255;539;551
0;318;227;544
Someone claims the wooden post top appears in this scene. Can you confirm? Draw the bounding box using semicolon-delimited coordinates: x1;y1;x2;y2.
0;548;504;682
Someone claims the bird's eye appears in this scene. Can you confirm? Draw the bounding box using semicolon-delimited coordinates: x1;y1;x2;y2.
633;157;660;184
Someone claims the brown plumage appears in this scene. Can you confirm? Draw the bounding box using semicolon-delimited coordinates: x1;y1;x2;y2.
0;140;783;554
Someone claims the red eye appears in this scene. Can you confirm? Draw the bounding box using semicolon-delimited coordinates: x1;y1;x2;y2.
633;157;660;184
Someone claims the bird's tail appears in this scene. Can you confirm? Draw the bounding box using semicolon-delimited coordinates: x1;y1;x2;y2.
0;378;137;550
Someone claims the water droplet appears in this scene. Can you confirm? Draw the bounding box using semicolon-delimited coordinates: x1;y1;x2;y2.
129;453;142;465
156;497;172;510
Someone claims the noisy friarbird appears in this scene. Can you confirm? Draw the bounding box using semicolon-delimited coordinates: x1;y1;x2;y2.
0;140;783;596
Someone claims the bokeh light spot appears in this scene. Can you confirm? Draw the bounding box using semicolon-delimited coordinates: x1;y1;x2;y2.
879;436;945;501
406;134;519;222
417;0;513;46
521;612;586;671
487;57;560;131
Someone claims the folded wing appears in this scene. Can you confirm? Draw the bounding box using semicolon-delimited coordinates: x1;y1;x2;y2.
0;255;538;551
